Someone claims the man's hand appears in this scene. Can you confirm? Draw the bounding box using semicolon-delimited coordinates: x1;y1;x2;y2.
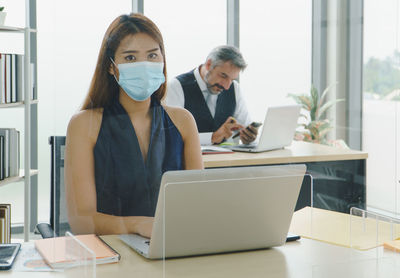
212;117;243;144
240;124;259;145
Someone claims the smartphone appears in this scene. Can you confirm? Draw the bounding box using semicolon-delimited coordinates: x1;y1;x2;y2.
249;122;262;128
0;243;21;270
232;122;263;139
286;233;301;242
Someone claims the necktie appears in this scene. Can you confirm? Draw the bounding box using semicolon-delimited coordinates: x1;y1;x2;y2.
205;91;216;118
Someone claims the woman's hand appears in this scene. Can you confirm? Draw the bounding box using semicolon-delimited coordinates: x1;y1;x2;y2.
134;217;154;238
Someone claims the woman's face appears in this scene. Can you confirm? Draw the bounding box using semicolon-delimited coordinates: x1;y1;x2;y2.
110;32;163;74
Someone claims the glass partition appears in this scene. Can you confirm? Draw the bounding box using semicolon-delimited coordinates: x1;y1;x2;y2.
36;0;131;228
310;207;400;278
363;0;400;217
161;165;308;277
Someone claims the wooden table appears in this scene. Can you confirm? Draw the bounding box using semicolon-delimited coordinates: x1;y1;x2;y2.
203;141;368;213
5;235;395;278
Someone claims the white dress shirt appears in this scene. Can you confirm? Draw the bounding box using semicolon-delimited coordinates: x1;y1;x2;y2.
165;66;252;145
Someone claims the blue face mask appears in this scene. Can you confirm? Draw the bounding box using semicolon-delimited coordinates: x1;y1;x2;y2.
112;59;165;102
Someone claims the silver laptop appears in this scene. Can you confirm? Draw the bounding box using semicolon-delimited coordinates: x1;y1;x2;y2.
230;105;301;153
120;164;306;259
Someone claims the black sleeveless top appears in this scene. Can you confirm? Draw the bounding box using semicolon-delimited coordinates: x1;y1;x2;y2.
93;96;184;216
176;69;236;133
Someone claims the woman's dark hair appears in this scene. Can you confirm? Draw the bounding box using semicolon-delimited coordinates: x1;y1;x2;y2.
81;13;167;110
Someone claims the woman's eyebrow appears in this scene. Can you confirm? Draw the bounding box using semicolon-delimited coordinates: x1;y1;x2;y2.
121;47;159;54
147;47;159;53
121;50;138;54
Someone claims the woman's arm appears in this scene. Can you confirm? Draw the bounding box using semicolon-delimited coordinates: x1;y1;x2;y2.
164;106;204;170
65;110;153;237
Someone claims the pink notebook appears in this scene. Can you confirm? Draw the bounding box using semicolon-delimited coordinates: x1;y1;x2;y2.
34;234;120;269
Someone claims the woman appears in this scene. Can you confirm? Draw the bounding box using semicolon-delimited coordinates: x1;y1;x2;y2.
65;13;203;238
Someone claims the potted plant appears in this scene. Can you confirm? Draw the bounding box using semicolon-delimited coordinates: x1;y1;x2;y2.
0;6;6;26
288;84;348;148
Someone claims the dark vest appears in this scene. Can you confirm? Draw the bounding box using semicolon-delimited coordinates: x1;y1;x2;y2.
93;96;183;217
176;69;236;133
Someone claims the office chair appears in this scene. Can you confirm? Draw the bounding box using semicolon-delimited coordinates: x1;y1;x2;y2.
36;136;71;238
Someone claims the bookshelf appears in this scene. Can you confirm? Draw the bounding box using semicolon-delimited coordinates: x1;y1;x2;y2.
0;3;38;242
0;169;38;187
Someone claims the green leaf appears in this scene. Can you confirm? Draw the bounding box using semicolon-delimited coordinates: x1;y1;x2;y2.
318;82;338;110
0;7;4;11
299;113;308;121
310;86;319;107
288;93;312;111
309;86;319;121
317;98;345;120
319;126;333;138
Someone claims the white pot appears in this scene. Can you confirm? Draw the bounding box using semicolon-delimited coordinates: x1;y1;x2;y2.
0;12;6;26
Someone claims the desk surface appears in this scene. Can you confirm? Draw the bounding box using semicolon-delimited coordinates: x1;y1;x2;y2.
6;236;392;278
203;141;368;168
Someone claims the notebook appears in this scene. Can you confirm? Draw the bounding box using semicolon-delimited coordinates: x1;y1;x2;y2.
201;145;234;154
34;234;120;269
229;105;301;153
120;164;306;259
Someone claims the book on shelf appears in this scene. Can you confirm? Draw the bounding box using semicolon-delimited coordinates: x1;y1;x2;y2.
0;129;9;178
9;129;19;177
34;234;121;269
15;55;24;102
0;128;20;180
0;53;28;104
0;204;11;244
11;54;16;103
5;54;11;103
0;54;5;104
0;135;3;180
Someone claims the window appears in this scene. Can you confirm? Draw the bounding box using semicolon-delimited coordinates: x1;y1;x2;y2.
363;0;400;213
145;0;226;80
240;1;312;122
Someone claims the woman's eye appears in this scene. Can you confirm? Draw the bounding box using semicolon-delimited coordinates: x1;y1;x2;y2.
148;53;158;59
124;55;136;62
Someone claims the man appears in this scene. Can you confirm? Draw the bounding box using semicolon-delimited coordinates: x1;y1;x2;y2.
165;45;258;145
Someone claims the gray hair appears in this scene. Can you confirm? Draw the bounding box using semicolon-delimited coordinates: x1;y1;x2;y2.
206;45;247;71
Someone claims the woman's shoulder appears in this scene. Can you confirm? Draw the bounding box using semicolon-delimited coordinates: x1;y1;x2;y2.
162;105;197;137
163;105;194;124
67;108;104;140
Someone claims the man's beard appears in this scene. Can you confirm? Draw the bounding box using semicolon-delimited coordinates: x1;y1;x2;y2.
205;71;224;94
